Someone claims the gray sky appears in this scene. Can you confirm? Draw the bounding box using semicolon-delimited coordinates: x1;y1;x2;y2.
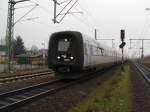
1;0;150;57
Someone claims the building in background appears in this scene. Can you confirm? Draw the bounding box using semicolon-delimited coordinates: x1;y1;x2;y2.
15;49;48;65
0;45;7;63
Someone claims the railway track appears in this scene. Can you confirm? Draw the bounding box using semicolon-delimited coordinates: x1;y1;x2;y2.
134;62;150;83
0;79;72;112
0;70;54;84
0;65;117;112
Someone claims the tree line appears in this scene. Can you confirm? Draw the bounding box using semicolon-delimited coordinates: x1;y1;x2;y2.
12;35;26;57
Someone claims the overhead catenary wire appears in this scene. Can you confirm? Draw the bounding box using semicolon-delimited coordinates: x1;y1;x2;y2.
30;19;58;30
71;13;95;30
48;0;93;28
64;2;96;30
30;0;51;14
58;0;78;23
137;14;150;51
59;0;71;5
129;15;150;57
29;0;97;30
49;0;95;29
56;0;96;30
14;4;39;26
71;2;102;33
72;7;96;30
17;17;39;22
15;4;36;9
73;2;104;33
56;0;73;18
77;3;97;27
12;0;99;34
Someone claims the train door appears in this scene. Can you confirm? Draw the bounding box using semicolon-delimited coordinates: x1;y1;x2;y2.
85;40;91;66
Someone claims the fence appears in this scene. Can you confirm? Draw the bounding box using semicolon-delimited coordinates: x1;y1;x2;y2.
0;63;47;73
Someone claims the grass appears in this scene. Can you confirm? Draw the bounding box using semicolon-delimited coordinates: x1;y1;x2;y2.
68;65;131;112
0;68;36;78
0;71;17;78
0;66;48;78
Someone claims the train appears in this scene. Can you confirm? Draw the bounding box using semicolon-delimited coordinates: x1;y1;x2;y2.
48;31;122;78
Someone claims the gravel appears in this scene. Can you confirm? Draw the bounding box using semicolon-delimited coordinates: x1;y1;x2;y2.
11;66;121;112
130;63;150;112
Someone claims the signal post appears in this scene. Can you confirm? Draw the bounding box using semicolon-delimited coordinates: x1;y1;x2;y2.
119;29;126;64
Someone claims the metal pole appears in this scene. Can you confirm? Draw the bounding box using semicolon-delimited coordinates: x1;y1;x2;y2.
122;48;124;64
53;0;57;24
95;29;97;40
112;39;114;48
141;39;144;59
6;0;30;72
6;0;15;72
130;39;131;49
42;42;45;66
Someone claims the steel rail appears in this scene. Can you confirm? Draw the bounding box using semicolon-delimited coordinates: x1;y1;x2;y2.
0;79;62;112
0;71;54;83
134;62;150;83
0;65;118;112
0;69;51;79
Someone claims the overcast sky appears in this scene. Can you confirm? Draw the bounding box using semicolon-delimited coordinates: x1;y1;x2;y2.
1;0;150;57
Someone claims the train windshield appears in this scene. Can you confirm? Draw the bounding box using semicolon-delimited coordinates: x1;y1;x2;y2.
58;38;70;51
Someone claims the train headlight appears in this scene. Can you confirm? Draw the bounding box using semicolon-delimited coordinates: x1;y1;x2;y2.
63;55;67;58
70;56;74;60
64;38;68;42
57;56;61;60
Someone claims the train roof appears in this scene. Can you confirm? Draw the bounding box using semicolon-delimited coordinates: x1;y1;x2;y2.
50;31;120;55
81;34;115;50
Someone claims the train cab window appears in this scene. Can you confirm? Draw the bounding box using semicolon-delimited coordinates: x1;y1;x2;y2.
97;48;101;55
58;38;71;51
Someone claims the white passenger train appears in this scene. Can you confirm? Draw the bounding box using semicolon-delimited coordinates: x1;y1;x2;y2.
48;31;122;78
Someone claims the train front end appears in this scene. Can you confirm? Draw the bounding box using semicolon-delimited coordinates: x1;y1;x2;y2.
48;31;84;73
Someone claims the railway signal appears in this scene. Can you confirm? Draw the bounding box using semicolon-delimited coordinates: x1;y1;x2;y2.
119;42;126;48
119;29;126;65
120;29;125;42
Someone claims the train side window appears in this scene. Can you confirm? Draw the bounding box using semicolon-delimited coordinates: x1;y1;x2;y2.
105;49;107;56
109;50;111;56
108;50;110;56
90;45;93;55
101;48;104;56
102;49;104;56
97;47;101;56
97;47;100;55
97;47;104;56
